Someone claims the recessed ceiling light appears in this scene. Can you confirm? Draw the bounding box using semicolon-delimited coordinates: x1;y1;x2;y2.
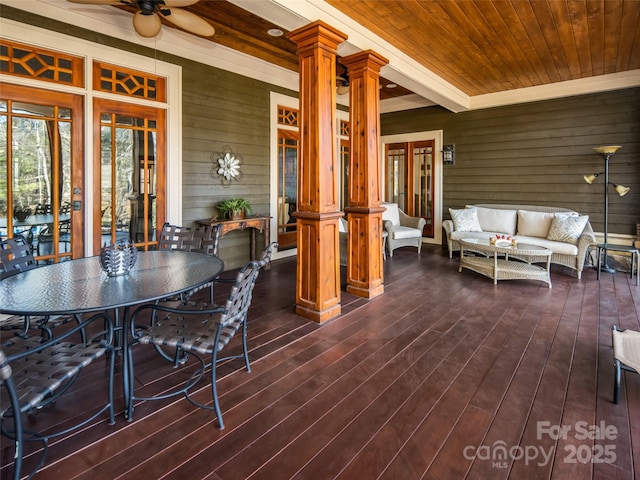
268;28;284;37
386;83;397;89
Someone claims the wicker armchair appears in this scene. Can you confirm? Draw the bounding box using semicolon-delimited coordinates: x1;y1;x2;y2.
125;242;275;428
0;311;115;479
381;202;426;257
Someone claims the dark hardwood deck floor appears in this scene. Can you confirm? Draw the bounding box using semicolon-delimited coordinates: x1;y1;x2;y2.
2;245;640;479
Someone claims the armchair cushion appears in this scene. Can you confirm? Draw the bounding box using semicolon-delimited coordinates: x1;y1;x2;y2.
382;202;400;225
392;226;423;240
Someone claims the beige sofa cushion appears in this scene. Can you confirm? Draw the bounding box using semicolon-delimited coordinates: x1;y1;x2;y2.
474;207;517;234
517;210;555;238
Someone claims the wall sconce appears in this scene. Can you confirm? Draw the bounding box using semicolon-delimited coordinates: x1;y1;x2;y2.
442;144;455;165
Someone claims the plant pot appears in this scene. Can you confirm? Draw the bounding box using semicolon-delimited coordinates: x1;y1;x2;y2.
13;207;32;222
230;210;246;220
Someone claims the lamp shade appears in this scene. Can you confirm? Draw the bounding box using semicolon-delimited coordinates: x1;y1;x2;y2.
614;184;630;197
593;145;622;155
133;11;162;37
584;173;599;184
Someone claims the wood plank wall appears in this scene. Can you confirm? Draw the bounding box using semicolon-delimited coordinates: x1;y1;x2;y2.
180;59;274;269
381;88;640;237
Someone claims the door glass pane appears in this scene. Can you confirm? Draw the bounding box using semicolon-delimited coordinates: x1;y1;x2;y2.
277;130;298;249
100;114;157;247
340;139;349;208
386;144;406;207
0;114;5;225
412;143;434;236
1;101;73;262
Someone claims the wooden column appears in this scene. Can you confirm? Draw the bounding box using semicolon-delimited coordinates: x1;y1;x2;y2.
288;21;347;323
341;51;388;298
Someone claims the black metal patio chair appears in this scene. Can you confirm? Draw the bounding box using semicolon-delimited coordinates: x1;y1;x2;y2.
0;311;116;480
157;222;221;303
0;235;81;340
125;242;276;429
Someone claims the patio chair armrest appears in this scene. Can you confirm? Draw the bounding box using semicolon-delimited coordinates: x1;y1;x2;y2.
399;210;426;230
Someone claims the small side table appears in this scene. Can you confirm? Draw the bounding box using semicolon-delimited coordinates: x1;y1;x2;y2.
596;243;639;286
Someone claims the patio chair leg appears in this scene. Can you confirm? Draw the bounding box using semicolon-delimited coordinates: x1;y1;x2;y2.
614;359;621;404
211;350;224;430
242;322;251;373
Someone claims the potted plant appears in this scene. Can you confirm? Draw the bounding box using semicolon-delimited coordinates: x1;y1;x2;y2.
216;198;251;220
13;203;32;222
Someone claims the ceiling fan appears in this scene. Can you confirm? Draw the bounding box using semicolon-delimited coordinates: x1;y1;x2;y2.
67;0;215;38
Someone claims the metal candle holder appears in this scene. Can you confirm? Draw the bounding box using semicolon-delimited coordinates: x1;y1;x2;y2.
100;239;138;276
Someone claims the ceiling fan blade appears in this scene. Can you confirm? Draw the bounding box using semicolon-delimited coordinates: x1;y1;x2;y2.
66;0;124;4
160;8;215;37
163;0;200;7
133;11;162;37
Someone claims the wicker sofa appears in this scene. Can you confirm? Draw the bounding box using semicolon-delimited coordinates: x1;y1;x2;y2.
443;204;596;279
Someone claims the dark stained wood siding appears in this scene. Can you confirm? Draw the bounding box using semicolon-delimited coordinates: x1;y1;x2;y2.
382;88;640;237
180;60;275;269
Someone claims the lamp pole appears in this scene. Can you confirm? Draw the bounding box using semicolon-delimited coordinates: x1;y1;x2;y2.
593;145;622;273
602;150;615;273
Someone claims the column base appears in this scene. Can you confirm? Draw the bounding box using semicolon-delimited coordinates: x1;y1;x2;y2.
295;303;341;323
346;283;384;299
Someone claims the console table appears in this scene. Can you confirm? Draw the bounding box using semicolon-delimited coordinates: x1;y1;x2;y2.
197;215;271;266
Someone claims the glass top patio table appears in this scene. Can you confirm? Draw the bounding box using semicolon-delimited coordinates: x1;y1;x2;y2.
0;250;224;316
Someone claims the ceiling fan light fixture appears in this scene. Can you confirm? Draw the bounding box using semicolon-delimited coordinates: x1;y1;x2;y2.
336;72;350;95
138;0;156;15
133;10;162;37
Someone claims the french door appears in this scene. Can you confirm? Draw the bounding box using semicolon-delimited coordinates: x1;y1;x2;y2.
277;128;299;249
0;83;84;262
93;99;166;253
385;140;435;237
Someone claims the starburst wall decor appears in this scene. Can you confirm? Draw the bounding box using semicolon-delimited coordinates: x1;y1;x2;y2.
210;146;242;186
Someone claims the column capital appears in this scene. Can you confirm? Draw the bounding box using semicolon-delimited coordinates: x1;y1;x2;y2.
288;20;347;52
340;50;389;72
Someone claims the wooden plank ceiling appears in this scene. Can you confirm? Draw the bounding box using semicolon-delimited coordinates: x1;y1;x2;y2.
123;0;640;100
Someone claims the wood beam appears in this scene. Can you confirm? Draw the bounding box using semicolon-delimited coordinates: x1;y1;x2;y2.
341;50;388;298
288;21;347;322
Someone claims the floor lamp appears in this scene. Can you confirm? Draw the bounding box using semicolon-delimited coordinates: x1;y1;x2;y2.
584;145;630;273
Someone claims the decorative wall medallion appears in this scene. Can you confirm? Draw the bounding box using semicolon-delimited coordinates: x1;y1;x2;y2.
210;146;242;186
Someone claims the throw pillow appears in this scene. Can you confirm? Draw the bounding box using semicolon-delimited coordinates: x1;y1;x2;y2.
449;207;482;232
547;214;589;245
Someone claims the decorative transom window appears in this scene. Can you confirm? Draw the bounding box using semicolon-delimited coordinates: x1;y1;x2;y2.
340;119;350;137
0;38;84;87
277;106;298;127
93;61;166;102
